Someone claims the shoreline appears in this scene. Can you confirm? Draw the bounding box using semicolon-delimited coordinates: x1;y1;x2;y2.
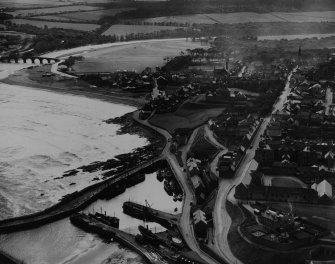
41;37;189;59
1;69;144;108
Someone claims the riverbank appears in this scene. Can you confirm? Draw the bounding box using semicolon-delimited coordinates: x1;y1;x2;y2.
0;250;23;264
2;65;145;108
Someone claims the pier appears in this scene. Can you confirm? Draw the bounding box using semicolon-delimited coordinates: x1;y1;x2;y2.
0;157;162;233
70;213;168;264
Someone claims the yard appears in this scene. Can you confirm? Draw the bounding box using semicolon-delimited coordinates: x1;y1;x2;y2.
266;202;335;232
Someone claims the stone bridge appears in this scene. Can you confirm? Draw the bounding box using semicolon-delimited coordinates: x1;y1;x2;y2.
0;56;59;64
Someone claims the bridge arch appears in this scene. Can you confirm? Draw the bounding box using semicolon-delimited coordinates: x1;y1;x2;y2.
25;58;32;64
32;58;40;64
41;58;49;64
0;56;59;64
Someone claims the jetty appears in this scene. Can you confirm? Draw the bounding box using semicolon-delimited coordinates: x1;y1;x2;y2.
70;213;167;264
0;157;162;233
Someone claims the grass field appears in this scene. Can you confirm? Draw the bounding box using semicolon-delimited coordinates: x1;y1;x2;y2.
270;177;306;188
35;8;134;22
9;6;102;17
144;11;335;25
11;19;100;31
102;24;183;37
149;102;225;134
72;39;205;73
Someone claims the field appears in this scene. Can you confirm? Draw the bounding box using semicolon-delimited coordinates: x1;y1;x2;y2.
11;19;100;31
9;6;102;17
0;0;112;8
144;11;335;25
102;24;183;37
35;8;134;22
258;33;335;41
71;39;205;73
149;102;225;134
0;0;73;8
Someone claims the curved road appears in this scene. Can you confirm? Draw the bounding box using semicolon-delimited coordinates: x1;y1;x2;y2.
133;113;222;264
212;70;296;264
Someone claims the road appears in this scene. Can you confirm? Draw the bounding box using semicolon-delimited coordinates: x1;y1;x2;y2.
50;60;78;79
325;86;333;115
133;113;222;264
212;69;296;264
204;124;228;177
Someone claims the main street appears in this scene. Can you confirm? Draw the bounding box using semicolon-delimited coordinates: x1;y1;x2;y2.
212;69;296;264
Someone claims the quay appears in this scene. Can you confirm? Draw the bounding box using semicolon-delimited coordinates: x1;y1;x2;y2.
0;157;162;233
70;213;167;264
123;201;180;230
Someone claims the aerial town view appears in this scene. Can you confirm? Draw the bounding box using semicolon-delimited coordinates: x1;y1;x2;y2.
0;0;335;263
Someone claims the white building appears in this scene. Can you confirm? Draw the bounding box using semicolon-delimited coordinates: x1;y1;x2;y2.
311;179;333;198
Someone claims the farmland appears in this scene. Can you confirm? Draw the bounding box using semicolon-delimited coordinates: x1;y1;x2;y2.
0;0;73;8
34;8;135;22
102;24;183;37
11;19;100;31
71;38;205;73
8;6;102;18
257;33;335;41
0;0;113;8
144;11;335;25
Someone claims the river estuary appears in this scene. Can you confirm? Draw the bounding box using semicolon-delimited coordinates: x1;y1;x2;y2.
0;74;180;263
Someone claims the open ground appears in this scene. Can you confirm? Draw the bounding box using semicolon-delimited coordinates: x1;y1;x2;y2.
71;38;206;72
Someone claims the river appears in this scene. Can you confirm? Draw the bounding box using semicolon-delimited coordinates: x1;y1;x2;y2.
0;66;181;263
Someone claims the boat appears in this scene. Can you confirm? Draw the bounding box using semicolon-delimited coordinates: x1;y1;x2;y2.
138;225;160;244
89;212;119;229
100;184;126;200
156;170;165;182
164;180;173;196
124;172;145;188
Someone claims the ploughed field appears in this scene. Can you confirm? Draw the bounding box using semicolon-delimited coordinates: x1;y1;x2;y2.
10;19;100;31
8;5;102;17
34;8;134;22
